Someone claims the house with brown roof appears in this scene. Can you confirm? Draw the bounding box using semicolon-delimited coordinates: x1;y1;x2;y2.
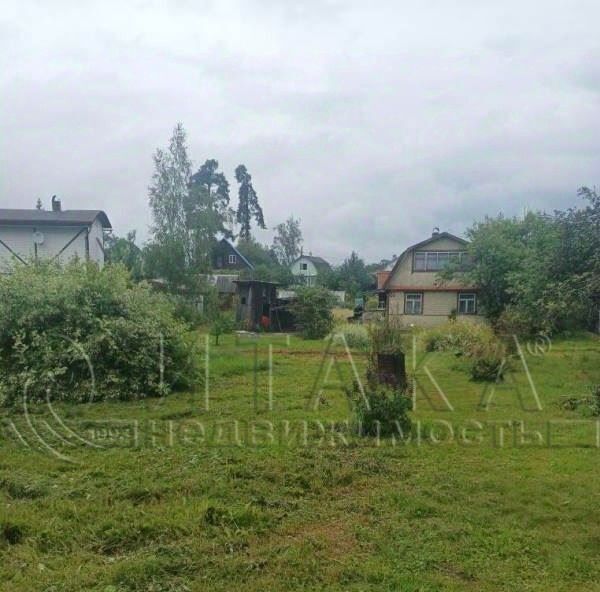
378;229;485;327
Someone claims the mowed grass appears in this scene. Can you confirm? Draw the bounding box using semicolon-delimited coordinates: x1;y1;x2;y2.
0;331;599;591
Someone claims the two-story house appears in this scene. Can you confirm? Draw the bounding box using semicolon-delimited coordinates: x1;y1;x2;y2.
290;254;331;286
378;229;484;327
211;238;254;272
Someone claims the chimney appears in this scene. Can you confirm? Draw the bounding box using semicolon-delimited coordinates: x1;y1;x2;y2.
51;195;61;212
432;226;440;237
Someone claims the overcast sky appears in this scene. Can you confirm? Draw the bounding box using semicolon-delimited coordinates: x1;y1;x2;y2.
1;1;599;263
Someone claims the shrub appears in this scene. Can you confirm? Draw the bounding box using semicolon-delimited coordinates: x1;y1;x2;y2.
352;382;411;437
329;324;370;351
364;296;379;311
210;311;235;345
290;286;336;339
422;320;496;353
367;319;406;358
494;306;540;338
0;262;197;404
468;345;506;381
422;320;507;382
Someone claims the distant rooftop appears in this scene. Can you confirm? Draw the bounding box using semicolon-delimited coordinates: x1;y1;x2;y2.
0;209;112;229
294;255;331;271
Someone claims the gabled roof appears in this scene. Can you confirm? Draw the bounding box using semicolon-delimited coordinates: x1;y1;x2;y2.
220;238;255;270
293;255;331;272
0;209;112;229
383;232;468;290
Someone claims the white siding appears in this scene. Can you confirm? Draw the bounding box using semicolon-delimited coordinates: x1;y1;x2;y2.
290;257;319;285
0;221;106;271
88;219;105;267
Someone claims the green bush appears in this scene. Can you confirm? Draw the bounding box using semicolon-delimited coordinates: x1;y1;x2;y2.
328;324;370;351
422;320;496;353
468;346;506;381
422;320;507;382
352;382;411;437
0;262;197;404
494;306;539;338
367;319;406;357
210;311;235;345
290;286;336;339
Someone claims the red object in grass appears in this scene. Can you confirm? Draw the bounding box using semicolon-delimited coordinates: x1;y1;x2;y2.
260;315;270;330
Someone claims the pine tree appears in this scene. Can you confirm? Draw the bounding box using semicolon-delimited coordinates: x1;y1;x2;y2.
188;159;234;241
235;165;265;240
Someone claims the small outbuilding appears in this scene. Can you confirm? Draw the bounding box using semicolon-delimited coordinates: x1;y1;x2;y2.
234;280;278;331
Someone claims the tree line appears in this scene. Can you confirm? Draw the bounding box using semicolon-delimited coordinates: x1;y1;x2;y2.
107;122;378;299
445;187;600;334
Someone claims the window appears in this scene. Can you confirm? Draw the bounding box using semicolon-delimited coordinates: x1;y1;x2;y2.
414;251;469;271
300;262;308;271
228;254;237;264
404;293;423;315
458;293;477;315
240;296;247;305
414;252;426;271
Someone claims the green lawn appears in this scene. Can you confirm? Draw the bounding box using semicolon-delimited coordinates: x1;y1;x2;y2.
1;331;600;591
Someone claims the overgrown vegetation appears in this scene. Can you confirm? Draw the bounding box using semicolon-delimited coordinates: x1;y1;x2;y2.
329;324;370;351
445;187;600;334
290;286;336;339
422;320;507;381
0;262;197;404
355;319;411;437
352;382;412;437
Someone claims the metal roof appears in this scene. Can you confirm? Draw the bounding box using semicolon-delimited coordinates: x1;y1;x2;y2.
293;255;331;271
0;209;112;229
382;232;469;290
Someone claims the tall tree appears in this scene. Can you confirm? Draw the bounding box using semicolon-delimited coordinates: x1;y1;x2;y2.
318;252;373;298
148;123;207;287
272;216;303;266
188;159;234;241
105;230;144;280
446;187;600;333
235;164;265;240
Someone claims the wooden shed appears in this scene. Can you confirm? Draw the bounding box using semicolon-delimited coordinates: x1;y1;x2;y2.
233;280;278;331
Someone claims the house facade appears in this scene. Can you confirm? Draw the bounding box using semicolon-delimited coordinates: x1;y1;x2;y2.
379;230;484;327
290;255;330;286
211;238;254;272
0;198;111;271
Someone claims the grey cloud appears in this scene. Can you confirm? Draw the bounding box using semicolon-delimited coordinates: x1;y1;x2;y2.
1;0;599;263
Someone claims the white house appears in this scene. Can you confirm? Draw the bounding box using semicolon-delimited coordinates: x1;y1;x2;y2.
0;197;112;271
290;254;331;286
